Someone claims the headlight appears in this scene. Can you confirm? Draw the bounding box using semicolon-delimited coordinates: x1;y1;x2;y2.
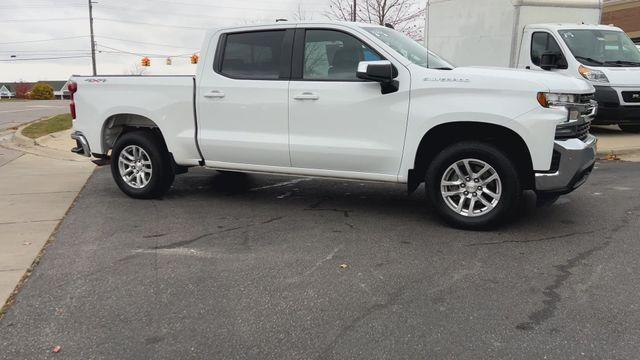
537;92;583;122
537;92;578;108
578;65;609;83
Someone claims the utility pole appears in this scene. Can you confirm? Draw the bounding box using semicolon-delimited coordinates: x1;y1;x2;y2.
88;0;97;75
352;0;357;21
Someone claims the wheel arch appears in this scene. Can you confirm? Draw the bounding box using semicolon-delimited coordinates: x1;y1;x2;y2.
101;113;168;155
409;121;534;193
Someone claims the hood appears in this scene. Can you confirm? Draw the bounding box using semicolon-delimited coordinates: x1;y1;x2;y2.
593;67;640;87
449;67;595;94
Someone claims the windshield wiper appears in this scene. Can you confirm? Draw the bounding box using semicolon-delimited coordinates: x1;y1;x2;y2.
604;60;640;67
574;56;605;66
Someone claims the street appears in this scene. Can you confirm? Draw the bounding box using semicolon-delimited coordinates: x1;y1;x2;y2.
0;100;69;131
1;161;639;359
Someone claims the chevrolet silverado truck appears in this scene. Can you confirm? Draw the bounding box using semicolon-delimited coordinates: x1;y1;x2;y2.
69;21;597;229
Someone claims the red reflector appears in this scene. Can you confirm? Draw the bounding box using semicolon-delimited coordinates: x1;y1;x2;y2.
68;81;77;119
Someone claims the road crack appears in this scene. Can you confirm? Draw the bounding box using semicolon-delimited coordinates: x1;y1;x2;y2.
516;242;609;331
466;230;598;246
315;286;404;359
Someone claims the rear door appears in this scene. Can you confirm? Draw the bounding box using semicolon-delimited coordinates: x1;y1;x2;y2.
197;28;294;167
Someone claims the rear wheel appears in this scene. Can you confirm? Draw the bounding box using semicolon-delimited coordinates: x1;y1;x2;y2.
110;130;174;199
426;141;522;229
619;124;640;133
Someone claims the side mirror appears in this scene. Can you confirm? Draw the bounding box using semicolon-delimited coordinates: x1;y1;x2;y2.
356;60;399;94
539;52;564;71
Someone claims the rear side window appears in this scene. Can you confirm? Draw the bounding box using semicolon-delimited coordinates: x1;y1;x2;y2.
220;31;286;80
531;32;562;66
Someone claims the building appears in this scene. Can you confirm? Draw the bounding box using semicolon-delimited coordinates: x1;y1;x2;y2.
0;80;72;99
0;84;12;98
603;0;640;42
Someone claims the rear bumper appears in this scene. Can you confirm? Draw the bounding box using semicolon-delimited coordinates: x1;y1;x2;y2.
70;131;91;157
593;85;640;125
535;134;597;195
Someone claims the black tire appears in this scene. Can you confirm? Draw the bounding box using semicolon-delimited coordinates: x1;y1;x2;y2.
619;124;640;133
110;130;174;199
426;141;522;229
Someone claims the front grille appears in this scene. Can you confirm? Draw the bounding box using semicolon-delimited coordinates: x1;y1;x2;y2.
622;91;640;103
550;150;561;172
579;93;595;103
576;122;590;140
554;93;594;141
555;121;590;140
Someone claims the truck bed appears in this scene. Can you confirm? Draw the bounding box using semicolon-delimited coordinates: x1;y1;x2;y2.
71;75;203;166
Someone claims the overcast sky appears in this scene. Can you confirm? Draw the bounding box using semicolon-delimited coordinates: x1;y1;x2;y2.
0;0;330;81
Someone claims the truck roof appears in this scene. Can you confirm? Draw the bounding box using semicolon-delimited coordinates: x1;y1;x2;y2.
204;21;386;36
525;23;624;32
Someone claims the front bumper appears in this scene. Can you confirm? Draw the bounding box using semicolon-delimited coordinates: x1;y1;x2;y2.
593;85;640;125
70;131;91;157
535;134;597;195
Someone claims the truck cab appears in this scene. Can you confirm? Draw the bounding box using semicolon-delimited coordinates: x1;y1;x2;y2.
517;23;640;132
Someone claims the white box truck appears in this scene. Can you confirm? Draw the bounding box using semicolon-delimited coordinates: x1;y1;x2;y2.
426;0;640;132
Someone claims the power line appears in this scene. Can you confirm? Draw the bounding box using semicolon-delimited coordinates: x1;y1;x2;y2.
0;17;85;22
101;0;323;13
97;44;196;58
0;5;86;9
97;5;258;21
0;50;88;53
0;35;89;45
94;17;209;30
0;55;91;62
95;36;199;50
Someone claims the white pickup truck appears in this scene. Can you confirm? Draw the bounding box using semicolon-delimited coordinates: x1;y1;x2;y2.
70;21;597;229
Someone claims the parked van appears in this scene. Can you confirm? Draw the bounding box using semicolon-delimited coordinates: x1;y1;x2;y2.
426;0;640;132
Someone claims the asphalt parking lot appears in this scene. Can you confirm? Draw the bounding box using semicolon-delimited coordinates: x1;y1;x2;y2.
1;161;640;359
0;100;69;131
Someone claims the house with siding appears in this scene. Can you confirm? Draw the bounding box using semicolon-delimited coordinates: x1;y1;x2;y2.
0;84;12;98
0;81;72;99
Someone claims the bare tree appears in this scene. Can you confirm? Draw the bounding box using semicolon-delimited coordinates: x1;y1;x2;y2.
293;3;313;21
326;0;425;41
125;62;147;75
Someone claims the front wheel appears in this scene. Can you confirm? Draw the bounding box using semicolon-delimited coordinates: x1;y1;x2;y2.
426;141;522;229
619;124;640;133
110;130;174;199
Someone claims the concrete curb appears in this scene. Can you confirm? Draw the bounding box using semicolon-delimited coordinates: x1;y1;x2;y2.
12;124;36;146
5;118;88;163
596;147;640;161
11;115;62;147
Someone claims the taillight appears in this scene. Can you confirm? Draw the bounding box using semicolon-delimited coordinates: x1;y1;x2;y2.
68;81;77;119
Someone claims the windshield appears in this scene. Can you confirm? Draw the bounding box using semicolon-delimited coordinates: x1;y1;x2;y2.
363;27;454;69
559;29;640;67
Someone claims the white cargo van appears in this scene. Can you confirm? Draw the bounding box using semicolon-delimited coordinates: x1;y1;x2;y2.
426;0;640;132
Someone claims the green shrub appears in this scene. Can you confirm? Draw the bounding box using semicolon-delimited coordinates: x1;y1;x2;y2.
30;83;54;100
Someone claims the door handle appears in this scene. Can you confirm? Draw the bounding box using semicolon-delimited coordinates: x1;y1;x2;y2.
204;90;225;99
293;92;319;101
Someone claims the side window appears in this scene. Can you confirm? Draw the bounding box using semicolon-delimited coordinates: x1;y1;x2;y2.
220;31;286;80
303;29;382;81
531;32;562;66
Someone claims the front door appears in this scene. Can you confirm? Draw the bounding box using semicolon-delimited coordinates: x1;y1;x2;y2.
288;27;411;178
197;29;294;167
